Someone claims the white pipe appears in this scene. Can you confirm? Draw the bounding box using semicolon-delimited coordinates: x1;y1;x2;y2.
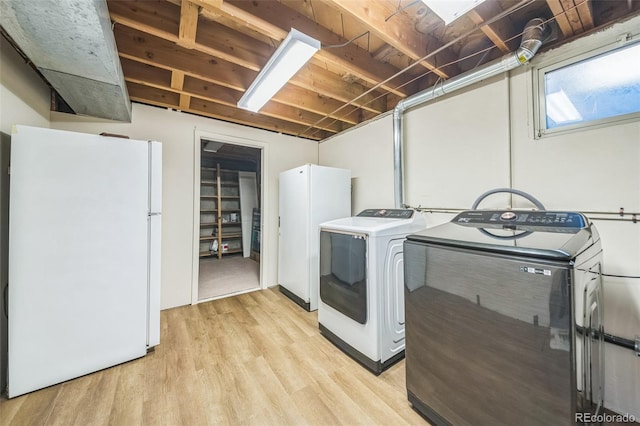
393;18;549;208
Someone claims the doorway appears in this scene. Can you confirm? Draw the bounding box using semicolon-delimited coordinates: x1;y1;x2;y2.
193;133;264;302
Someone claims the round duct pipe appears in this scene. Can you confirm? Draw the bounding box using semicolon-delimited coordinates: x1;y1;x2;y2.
393;18;551;208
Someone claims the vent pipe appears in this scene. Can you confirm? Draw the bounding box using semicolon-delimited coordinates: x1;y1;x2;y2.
393;18;550;208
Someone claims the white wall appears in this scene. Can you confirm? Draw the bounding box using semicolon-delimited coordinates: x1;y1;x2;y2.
51;104;318;310
0;36;52;394
319;116;395;214
319;16;640;418
0;37;51;134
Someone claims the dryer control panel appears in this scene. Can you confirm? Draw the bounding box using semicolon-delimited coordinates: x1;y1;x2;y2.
357;209;414;218
453;210;587;231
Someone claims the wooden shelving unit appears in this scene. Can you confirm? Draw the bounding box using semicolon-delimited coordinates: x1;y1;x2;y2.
199;164;242;259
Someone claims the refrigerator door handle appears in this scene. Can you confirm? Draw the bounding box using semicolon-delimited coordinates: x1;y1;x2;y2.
148;212;161;216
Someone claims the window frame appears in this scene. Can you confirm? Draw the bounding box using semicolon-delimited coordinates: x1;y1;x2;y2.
532;36;640;139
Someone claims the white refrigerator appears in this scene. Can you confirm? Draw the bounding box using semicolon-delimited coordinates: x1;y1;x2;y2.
7;125;161;398
278;164;350;312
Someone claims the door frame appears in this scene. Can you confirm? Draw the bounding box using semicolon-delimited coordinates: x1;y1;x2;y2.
191;129;269;304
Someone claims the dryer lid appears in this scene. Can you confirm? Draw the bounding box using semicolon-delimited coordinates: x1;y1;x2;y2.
320;209;426;237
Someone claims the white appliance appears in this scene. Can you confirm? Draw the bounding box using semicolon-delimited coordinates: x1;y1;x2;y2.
318;208;426;374
278;164;350;311
7;125;161;398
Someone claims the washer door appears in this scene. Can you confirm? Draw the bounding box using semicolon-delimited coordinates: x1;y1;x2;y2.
319;230;367;324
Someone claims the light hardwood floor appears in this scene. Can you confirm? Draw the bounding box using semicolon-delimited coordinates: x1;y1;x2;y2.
1;288;428;426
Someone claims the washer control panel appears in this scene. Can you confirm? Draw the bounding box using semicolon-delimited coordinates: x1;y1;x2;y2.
357;208;414;218
453;210;587;230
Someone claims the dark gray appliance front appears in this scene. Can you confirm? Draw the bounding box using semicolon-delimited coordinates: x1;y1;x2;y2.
403;211;604;426
404;242;578;425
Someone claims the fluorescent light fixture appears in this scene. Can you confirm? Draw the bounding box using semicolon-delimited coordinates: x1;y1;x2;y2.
546;90;583;124
421;0;487;25
238;28;320;112
203;141;224;153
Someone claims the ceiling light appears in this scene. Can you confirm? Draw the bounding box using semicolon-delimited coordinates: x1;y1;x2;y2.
546;90;583;124
238;28;320;113
203;141;225;153
421;0;487;25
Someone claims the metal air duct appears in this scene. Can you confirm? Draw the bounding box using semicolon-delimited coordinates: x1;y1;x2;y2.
392;18;551;208
0;0;131;122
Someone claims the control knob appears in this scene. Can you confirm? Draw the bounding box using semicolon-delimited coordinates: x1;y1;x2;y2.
500;211;517;221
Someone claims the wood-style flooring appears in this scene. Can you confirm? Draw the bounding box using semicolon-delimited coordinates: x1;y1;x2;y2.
0;287;428;425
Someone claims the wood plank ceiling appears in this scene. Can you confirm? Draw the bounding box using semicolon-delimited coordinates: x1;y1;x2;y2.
107;0;640;141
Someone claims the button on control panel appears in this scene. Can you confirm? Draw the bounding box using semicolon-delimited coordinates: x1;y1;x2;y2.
453;210;587;231
357;209;414;218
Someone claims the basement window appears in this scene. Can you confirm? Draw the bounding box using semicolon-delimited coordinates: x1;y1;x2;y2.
534;40;640;138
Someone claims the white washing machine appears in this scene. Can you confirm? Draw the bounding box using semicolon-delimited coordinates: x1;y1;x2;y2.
318;208;426;374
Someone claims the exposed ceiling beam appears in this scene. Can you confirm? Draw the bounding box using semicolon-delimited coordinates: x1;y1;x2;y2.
179;93;191;110
171;70;185;90
109;3;386;114
119;56;352;133
216;0;420;98
547;0;576;36
189;0;221;8
177;0;199;48
575;0;595;31
468;2;518;53
322;0;458;79
127;82;329;140
560;0;587;34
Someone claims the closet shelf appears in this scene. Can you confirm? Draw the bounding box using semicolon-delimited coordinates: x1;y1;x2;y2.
199;162;243;259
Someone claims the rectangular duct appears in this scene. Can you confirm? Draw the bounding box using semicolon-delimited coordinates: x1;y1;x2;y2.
0;0;132;122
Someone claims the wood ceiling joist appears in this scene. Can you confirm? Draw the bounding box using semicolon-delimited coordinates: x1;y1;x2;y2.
547;0;577;36
120;57;347;134
560;0;587;34
273;85;362;125
119;49;361;127
113;23;385;116
189;0;222;9
114;25;253;89
128;81;182;108
575;0;595;31
177;0;199;48
323;0;458;80
183;78;349;133
218;0;420;98
171;71;185;90
468;2;518;53
109;6;386;115
179;93;192;110
127;82;329;140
